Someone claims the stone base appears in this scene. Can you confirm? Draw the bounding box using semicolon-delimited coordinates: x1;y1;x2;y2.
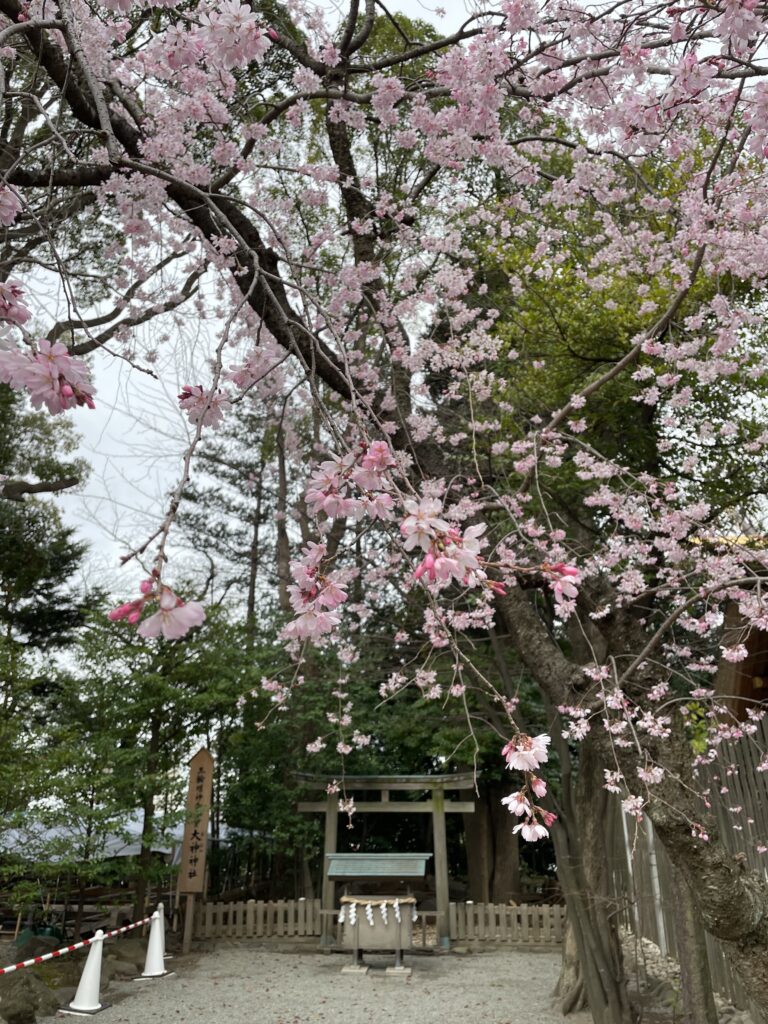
341;964;369;975
385;966;412;979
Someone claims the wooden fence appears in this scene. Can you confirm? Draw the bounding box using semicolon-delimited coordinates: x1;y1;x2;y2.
609;717;768;1012
193;898;565;947
450;901;565;945
194;898;323;939
611;815;750;1009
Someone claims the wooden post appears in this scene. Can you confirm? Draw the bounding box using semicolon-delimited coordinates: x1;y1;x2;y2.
320;792;338;946
432;786;450;948
182;893;195;954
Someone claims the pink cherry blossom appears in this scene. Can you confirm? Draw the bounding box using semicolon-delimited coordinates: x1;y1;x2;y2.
501;792;532;817
110;580;205;640
178;384;230;429
283;608;343;642
444;524;485;579
0;188;22;227
282;541;349;641
501;733;551;772
0;279;31;325
198;1;270;69
530;776;547;798
363;492;395;520
400;498;451;552
2;338;96;413
108;599;144;625
137;588;206;640
0;345;28;387
304;445;395;525
513;820;549;842
622;795;645;821
360;441;396;473
546;562;581;616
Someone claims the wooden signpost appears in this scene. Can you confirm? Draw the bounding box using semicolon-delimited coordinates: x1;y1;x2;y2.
179;748;214;953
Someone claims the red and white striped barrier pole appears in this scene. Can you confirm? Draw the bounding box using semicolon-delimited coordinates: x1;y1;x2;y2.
0;914;153;976
0;911;158;1016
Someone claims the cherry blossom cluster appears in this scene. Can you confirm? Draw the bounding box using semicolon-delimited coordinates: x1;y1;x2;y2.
544;562;581;618
0;279;30;326
282;541;349;642
175;338;288;432
325;690;363;755
225;341;284;391
178;384;230;429
401;498;496;591
155;1;271;73
0;338;95;414
0;275;95;414
500;733;556;841
304;441;397;522
197;1;271;70
109;575;205;640
282;443;401;639
293;443;586;646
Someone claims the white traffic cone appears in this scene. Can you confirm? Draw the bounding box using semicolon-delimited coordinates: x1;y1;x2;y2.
157;902;171;960
141;909;167;978
64;930;109;1015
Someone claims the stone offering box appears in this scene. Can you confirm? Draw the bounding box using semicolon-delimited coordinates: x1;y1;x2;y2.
327;853;431;973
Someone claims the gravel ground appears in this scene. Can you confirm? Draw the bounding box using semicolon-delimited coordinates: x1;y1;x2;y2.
41;945;591;1024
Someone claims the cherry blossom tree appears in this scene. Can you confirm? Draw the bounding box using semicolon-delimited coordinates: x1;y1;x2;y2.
5;0;768;1019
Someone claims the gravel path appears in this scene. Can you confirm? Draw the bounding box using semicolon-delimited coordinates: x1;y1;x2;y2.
43;945;591;1024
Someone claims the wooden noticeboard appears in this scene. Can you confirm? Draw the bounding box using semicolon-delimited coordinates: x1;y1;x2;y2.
179;748;214;894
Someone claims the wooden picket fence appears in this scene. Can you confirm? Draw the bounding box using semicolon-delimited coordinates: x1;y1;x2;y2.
194;898;323;939
450;901;565;945
193;897;565;947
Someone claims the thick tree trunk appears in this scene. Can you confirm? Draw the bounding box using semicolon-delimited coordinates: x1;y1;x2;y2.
554;918;587;1014
553;731;636;1024
672;866;718;1024
73;880;86;939
649;784;768;1022
245;458;264;642
275;430;291;613
301;851;315;900
498;575;768;1020
463;797;491;903
488;781;521;904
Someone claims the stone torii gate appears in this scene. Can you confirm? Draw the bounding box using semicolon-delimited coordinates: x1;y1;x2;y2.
295;772;476;948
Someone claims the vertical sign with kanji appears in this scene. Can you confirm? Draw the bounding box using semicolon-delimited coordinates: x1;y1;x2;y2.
180;748;214;894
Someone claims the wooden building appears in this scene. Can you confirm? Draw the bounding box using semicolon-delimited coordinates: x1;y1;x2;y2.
715;602;768;718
